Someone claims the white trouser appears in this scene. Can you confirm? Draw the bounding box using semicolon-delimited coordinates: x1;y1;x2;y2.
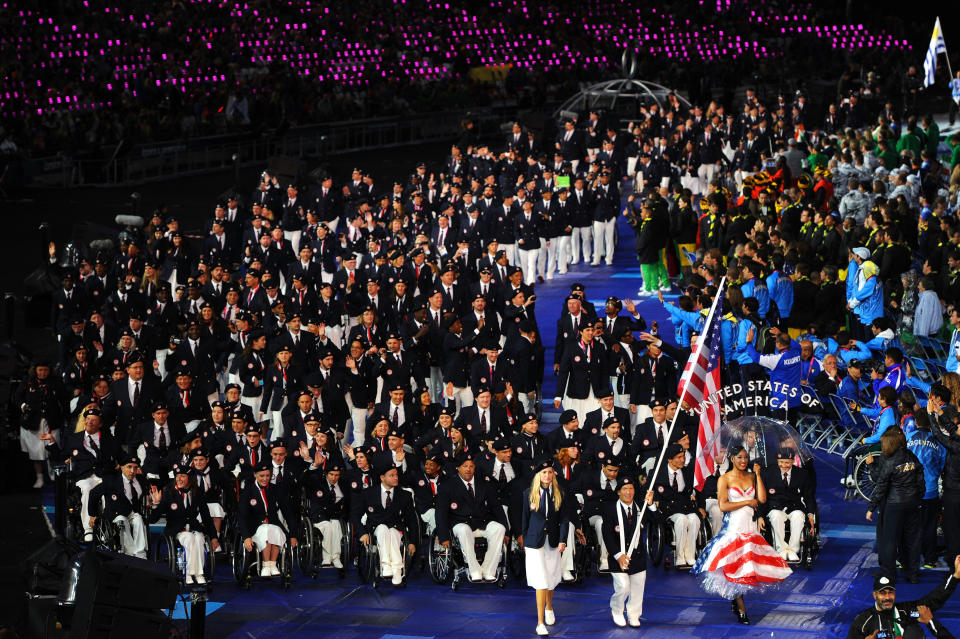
592;219;616;265
428;367;444;405
325;325;344;349
538;237;557;279
626;156;638;177
270;409;285;440
177;530;207;577
240;395;263;422
611;570;646;619
374;524;404;576
555;236;572;274
446;386;474;412
346;396;368;446
114;513;149;558
611;376;630;410
452;521;506;578
563;393;599;427
571;226;592;264
768;509;806;555
561;526;575;572
705;499;722;539
314;519;343;563
421;508;436;537
185;419;202;433
155;349;169;380
77;475;103;533
499;243;517;266
698;163;717;194
517;248;540;285
589;515;609;566
283;230;303;255
519;392;536;414
321;271;334;284
670;512;701;564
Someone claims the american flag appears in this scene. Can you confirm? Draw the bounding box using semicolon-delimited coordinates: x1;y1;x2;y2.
677;278;726;491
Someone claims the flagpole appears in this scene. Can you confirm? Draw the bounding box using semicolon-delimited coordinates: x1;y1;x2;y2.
626;276;727;556
942;19;955;81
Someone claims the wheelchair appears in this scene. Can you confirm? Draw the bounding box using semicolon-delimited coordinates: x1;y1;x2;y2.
355;487;420;587
62;483;85;543
427;529;509;591
760;508;819;571
645;510;710;571
295;510;354;579
230;521;294;590
91;512;122;552
154;530;217;585
842;451;878;502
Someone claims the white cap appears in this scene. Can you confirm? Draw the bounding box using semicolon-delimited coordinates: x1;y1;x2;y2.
852;247;870;260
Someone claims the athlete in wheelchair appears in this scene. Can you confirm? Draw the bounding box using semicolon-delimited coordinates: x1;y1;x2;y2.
88;455;150;558
300;463;352;575
148;464;220;584
189;447;235;546
433;452;510;587
235;462;298;585
351;464;419;586
580;454;622;572
411;453;448;542
695;447;729;540
759;450;817;565
647;443;708;570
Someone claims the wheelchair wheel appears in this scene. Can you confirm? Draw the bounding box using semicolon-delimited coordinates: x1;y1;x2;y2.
573;531;589;583
154;534;177;575
93;517;120;552
280;543;294;589
356;540;379;586
297;519;316;577
203;537;217;584
231;531;252;588
341;521;356;568
497;539;509;588
507;538;525;580
646;518;666;567
427;532;451;584
853;454;875;502
800;523;817;570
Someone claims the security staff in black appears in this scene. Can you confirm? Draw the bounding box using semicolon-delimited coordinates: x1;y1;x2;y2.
601;476;655;628
866;428;925;584
846;565;960;639
927;388;960;568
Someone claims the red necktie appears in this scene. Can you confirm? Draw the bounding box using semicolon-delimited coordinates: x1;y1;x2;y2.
429;479;437;496
367;327;372;343
251;448;257;467
182;391;189;407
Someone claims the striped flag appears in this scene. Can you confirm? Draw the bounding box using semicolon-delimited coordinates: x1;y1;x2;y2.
677;278;726;491
924;17;947;88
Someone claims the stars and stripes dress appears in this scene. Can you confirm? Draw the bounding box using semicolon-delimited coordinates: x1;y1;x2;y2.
692;485;791;599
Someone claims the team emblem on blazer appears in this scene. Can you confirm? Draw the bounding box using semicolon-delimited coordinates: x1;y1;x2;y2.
450;502;458;510
418;480;426;486
657;486;664;493
250;499;258;506
171;502;178;510
351;482;358;489
614;525;620;532
598;452;605;459
111;494;118;501
574;355;581;362
73;450;79;456
368;506;374;512
643;440;650;446
516;447;523;453
769;488;776;494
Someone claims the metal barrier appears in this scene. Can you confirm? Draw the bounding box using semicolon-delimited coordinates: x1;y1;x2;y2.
27;104;548;187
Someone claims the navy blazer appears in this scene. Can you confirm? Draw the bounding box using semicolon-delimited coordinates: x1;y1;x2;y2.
520;486;573;549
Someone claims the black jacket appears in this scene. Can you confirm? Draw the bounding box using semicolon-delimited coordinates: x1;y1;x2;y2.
868;447;925;511
846;572;959;638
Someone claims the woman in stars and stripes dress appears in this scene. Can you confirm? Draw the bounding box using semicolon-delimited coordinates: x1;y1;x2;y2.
692;445;791;625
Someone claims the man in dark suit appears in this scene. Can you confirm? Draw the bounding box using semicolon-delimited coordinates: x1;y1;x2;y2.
456;387;509;446
648;444;701;568
583;389;633;442
351;464;420;585
554;324;608;424
131;401;186;483
435;453;509;582
51;271;90;336
546;410;585;452
601;476;654;627
89;455;150;558
469;342;506;398
628;342;678;421
42;407;122;541
110;354;161;446
631;398;672;474
760;451;815;562
554;295;597;372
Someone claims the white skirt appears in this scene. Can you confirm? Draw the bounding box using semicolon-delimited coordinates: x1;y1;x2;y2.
205;502;226;519
21;419;54;461
525;543;562;590
251;523;286;551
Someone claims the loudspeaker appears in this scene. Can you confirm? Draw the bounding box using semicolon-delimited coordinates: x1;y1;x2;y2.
72;605;170;639
73;549;178;611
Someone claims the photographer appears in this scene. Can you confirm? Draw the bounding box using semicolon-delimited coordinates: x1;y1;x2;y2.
846;561;960;638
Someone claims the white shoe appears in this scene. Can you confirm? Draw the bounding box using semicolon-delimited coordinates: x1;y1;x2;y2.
469;570;483;582
562;570;574;581
599;559;609;571
260;564;271;577
33;475;44;489
391;573;403;586
628;616;641;627
787;551;800;562
482;572;497;582
685;555;697;567
605;261;613;266
332;558;343;569
83;532;93;543
382;568;394;578
195;575;207;585
659;285;672;292
612;612;627;627
544;609;555;625
269;563;281;577
590;261;601;267
536;623;549;636
778;549;789;560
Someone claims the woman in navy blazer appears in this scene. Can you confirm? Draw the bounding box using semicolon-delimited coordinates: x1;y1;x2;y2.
520;461;573;636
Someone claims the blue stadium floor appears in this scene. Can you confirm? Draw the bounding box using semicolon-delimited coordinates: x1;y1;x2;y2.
42;214;960;637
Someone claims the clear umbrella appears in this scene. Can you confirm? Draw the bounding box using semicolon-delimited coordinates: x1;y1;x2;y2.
697;415;814;470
